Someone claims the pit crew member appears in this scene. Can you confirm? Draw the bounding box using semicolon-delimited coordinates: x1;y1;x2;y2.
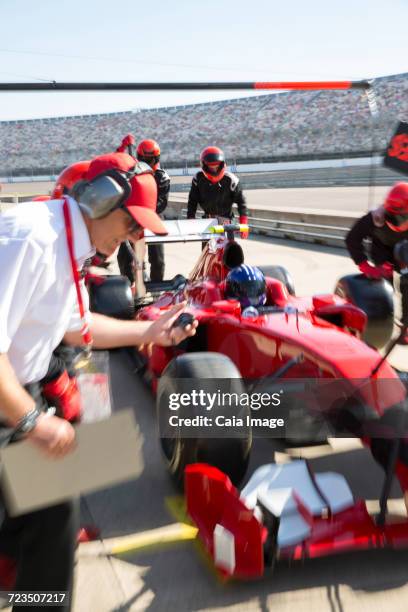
187;146;249;238
116;137;170;284
0;151;197;604
136;139;170;282
346;181;408;342
346;182;408;277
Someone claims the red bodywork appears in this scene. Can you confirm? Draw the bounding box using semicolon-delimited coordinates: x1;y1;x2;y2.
137;234;408;577
136;234;405;413
133;234;406;580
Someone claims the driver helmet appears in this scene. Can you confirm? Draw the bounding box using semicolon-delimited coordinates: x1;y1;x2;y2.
225;264;266;308
384;182;408;232
200;146;226;183
136;139;161;171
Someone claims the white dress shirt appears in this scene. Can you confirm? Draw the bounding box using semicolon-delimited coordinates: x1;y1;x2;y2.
0;197;94;384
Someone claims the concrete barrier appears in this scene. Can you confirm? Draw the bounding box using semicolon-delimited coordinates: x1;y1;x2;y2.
168;197;357;248
0;195;20;203
0;193;44;204
247;208;357;246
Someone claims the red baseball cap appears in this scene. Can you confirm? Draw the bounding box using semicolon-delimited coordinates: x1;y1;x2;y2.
85;152;167;235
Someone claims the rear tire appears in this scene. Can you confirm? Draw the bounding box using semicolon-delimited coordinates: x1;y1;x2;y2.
260;265;296;295
334;274;394;349
88;275;134;319
157;352;252;489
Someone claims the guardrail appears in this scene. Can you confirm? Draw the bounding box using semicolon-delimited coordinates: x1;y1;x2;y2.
167;198;357;248
248;214;349;245
0;193;42;211
0;194;357;248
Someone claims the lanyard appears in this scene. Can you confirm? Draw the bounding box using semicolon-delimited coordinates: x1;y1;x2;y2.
62;197;93;349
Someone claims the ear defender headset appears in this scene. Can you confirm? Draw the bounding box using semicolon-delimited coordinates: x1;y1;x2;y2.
71;161;153;219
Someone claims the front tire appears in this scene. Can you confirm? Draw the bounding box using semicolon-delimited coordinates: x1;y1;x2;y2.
157;352;252;488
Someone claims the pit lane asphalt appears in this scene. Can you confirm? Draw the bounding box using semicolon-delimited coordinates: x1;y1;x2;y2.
69;236;408;612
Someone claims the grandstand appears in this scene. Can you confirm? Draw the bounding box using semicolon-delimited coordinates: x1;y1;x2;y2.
0;73;407;177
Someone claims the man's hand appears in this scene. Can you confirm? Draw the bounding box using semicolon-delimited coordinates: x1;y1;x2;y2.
122;134;135;147
116;133;136;153
142;302;198;347
26;413;76;459
66;308;197;350
359;261;393;280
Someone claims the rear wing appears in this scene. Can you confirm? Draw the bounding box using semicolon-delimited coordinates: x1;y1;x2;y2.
144;219;249;244
144;218;219;244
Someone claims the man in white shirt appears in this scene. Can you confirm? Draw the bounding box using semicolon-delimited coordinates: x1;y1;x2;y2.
0;152;197;609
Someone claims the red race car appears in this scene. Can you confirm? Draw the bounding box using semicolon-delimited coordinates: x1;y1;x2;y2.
88;220;408;489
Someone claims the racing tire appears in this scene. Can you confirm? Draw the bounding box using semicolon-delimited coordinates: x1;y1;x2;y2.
334;274;394;349
88;275;134;320
260;265;296;296
157;352;252;489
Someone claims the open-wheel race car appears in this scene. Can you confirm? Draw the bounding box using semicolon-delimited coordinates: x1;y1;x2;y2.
87;219;408;489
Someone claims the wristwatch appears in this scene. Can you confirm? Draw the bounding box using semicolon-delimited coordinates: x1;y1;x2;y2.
14;407;41;435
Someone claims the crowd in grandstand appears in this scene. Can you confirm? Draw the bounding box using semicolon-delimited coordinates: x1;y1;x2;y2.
1;73;407;176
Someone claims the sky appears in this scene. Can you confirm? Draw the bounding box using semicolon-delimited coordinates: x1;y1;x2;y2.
0;0;407;121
